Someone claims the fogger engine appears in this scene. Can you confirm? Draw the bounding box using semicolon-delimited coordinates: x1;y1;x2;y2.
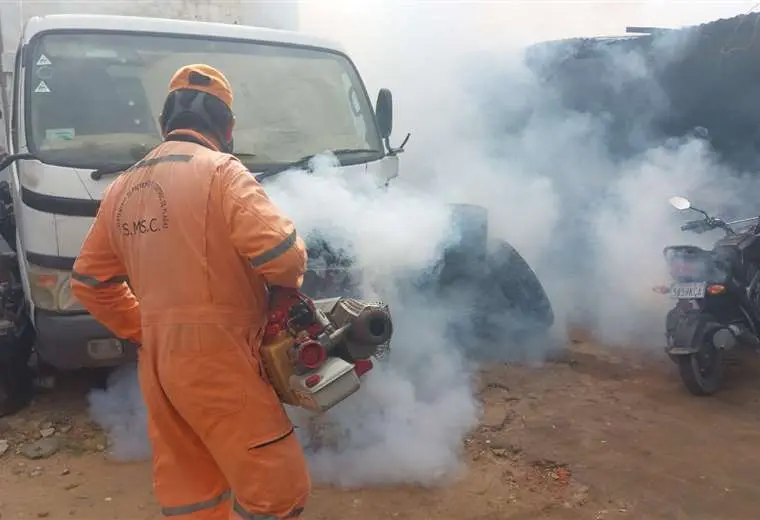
259;288;393;413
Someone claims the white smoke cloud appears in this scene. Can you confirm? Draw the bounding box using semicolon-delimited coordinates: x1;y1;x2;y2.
87;364;150;461
89;155;484;488
87;0;760;493
260;158;482;487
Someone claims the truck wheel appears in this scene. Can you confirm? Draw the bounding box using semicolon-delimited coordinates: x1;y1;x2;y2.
486;240;554;330
476;240;553;345
437;238;555;359
0;320;36;417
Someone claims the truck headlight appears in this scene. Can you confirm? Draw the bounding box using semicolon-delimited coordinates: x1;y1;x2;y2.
26;264;84;312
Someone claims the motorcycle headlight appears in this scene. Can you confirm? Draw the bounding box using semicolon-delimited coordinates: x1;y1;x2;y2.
26;264;84;312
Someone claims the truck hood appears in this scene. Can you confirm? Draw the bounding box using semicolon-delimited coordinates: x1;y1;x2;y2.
25;158;396;202
19;162;105;200
72;167;109;199
20;156;399;261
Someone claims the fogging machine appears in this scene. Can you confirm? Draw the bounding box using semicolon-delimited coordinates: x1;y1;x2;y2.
260;287;393;413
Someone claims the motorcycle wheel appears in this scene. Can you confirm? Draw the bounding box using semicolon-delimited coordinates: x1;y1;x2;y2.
677;340;724;396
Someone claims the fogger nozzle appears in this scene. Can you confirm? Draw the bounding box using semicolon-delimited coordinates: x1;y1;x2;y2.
350;307;393;347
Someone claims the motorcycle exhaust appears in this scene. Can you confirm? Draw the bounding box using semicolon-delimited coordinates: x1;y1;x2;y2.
712;328;737;350
712;325;760;350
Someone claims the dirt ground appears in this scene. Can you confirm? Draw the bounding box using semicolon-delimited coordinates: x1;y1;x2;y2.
3;333;760;520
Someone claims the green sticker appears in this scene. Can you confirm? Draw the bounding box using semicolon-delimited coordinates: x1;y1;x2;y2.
45;128;75;141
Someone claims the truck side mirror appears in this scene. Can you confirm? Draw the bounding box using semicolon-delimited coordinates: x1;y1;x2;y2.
375;88;393;139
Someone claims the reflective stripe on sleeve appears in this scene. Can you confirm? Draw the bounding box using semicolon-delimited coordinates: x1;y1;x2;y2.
71;271;129;287
249;230;297;267
161;489;232;517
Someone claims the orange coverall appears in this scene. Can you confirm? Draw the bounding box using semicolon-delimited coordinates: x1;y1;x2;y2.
72;128;311;519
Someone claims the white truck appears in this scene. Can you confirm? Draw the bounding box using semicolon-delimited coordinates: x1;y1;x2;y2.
0;1;404;415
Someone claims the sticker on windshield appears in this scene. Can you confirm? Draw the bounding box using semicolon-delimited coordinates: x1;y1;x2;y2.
36;54;51;66
34;81;50;94
45;128;75;141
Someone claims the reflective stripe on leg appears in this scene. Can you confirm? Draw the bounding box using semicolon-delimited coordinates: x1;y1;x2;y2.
231;500;278;520
162;490;232;516
231;500;304;520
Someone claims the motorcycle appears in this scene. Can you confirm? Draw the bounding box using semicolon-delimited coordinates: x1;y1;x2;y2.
656;195;760;396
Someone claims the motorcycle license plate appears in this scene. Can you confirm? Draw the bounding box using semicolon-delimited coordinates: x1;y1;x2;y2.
670;282;706;299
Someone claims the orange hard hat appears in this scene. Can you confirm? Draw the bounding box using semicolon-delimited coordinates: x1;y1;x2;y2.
168;64;233;110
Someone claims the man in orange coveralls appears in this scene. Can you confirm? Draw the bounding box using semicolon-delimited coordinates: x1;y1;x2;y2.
71;64;311;520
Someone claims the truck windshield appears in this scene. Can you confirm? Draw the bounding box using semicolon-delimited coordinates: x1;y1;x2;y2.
24;32;383;170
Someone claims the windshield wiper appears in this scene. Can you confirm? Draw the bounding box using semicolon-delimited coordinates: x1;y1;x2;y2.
91;151;258;180
91;148;378;182
254;148;382;183
90;163;134;180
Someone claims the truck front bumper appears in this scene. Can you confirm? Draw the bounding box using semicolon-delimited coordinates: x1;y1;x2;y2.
34;309;138;370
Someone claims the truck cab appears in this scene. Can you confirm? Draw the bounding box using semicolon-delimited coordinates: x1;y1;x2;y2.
0;14;399;374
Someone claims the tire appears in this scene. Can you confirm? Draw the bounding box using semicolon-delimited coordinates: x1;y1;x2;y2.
0;253;37;417
474;241;555;358
484;240;554;332
676;333;724;396
0;319;36;417
436;238;555;360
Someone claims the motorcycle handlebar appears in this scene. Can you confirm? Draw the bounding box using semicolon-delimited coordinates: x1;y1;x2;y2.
680;218;736;235
680;220;704;232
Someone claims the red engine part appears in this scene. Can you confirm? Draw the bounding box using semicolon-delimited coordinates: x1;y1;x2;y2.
263;287;321;341
354;359;373;377
263;287;376;375
304;374;321;388
296;340;327;369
